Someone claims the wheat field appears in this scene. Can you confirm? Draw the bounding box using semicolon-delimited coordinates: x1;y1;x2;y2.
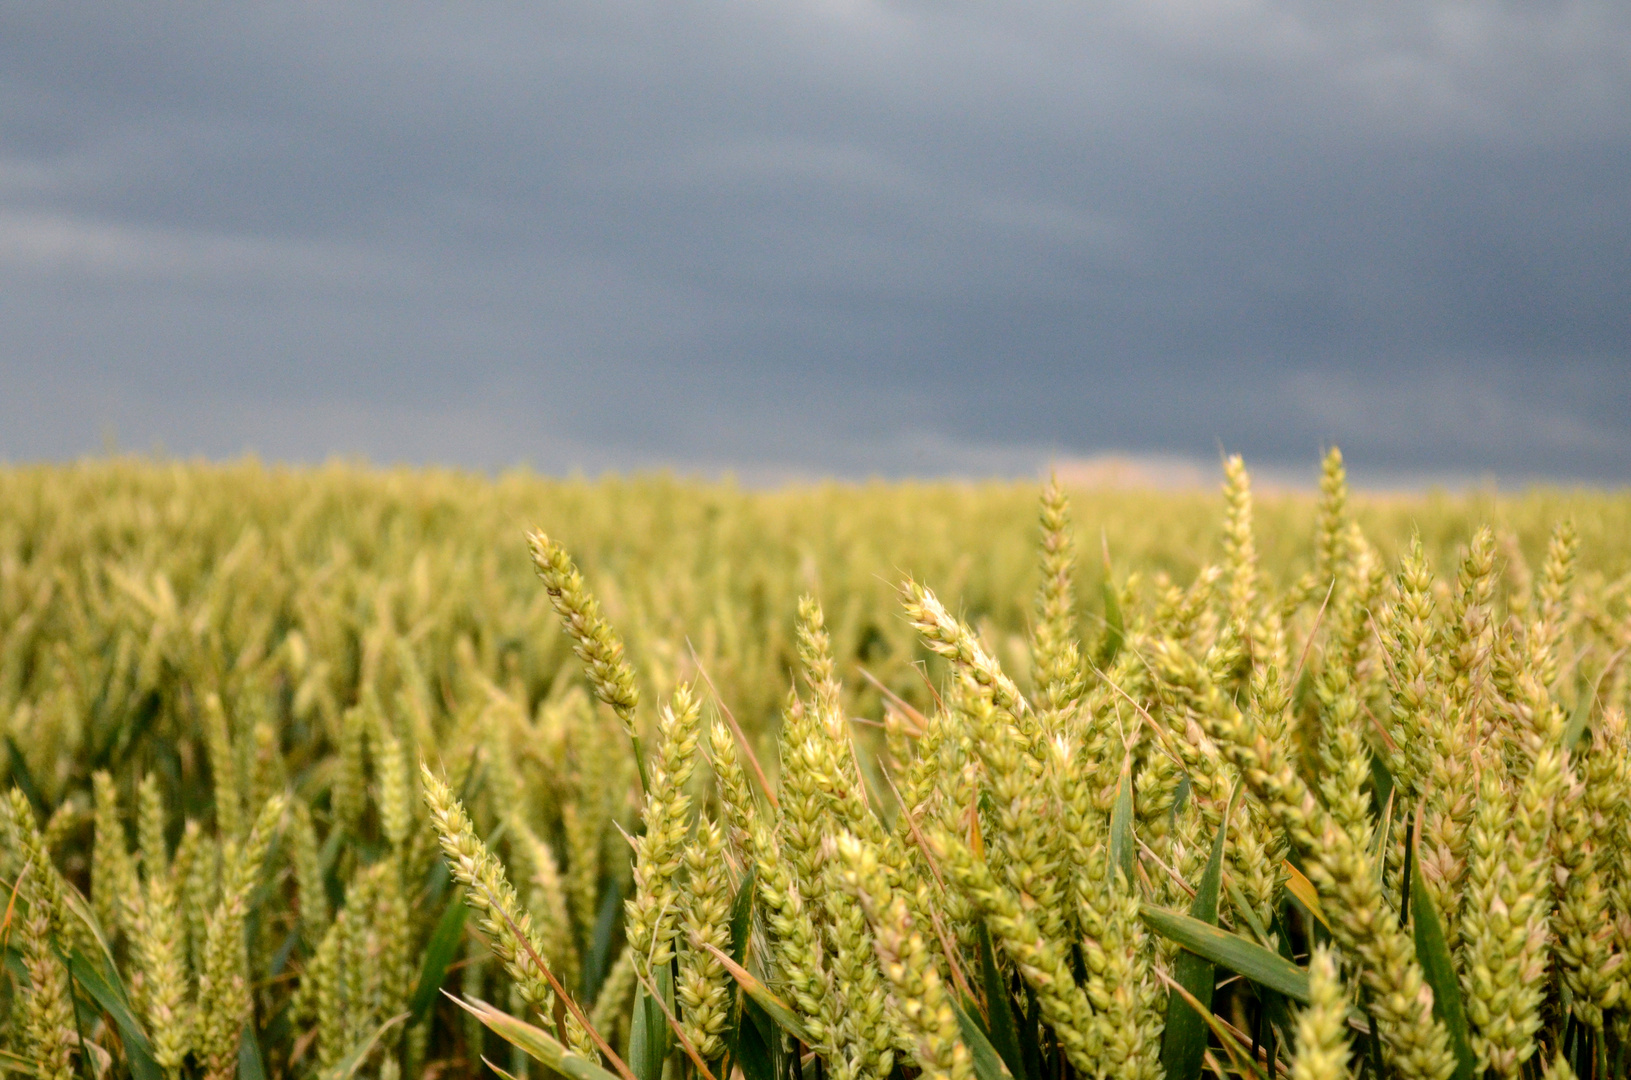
4;452;1631;1080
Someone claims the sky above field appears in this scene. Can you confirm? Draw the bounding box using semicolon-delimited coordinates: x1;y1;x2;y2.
1;2;1628;485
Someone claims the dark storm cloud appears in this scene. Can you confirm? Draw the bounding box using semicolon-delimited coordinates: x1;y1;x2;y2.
1;0;1627;481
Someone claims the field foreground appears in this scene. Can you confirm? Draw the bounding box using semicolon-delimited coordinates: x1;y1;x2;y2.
3;455;1631;1080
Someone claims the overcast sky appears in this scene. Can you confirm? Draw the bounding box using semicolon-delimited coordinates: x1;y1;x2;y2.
1;1;1627;483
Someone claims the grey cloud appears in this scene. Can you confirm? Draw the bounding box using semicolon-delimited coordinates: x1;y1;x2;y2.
1;0;1628;483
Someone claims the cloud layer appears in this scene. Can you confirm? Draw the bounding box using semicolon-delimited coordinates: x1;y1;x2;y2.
2;1;1627;482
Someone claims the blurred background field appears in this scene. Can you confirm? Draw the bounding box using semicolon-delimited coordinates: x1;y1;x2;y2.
6;457;1631;805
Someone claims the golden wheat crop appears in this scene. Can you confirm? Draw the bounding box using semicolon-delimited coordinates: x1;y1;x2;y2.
3;453;1630;1080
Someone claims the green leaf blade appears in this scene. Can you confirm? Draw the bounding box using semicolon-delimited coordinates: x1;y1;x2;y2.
238;1022;269;1080
1109;757;1135;887
410;891;468;1024
628;963;675;1080
976;926;1030;1080
1160;793;1230;1080
951;996;1016;1080
731;997;781;1080
1410;817;1476;1080
703;942;816;1048
1141;905;1310;1003
315;1012;408;1080
455;998;622;1080
68;950;163;1080
1097;556;1124;667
